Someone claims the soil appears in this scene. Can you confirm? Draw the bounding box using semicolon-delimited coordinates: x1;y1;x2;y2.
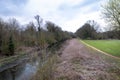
54;39;120;80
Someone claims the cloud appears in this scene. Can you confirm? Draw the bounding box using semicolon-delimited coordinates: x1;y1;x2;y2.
0;0;28;16
0;0;106;32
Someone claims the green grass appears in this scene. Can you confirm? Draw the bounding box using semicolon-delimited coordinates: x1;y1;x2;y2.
82;40;120;57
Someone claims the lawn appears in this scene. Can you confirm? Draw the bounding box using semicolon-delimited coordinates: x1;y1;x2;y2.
83;40;120;57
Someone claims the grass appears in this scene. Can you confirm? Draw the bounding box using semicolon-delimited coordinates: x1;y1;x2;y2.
31;54;58;80
0;53;26;67
82;40;120;57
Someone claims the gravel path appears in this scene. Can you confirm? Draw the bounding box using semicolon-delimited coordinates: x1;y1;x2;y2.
54;39;120;80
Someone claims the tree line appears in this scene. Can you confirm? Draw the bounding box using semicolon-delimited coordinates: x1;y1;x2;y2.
0;16;74;56
76;0;120;40
1;0;119;56
75;20;120;40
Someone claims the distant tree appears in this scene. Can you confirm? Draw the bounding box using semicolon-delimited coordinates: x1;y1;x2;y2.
0;19;3;54
45;21;56;44
35;15;46;48
35;15;43;31
0;18;9;55
102;30;120;39
102;0;120;30
87;20;100;32
8;18;20;47
0;33;2;54
23;22;37;46
76;21;98;39
8;18;19;29
46;22;62;41
46;21;71;42
8;35;14;56
69;32;76;38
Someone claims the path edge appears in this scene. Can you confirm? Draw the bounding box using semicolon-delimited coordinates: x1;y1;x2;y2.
80;40;120;60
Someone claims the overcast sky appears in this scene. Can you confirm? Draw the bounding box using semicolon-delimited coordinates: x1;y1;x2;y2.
0;0;106;32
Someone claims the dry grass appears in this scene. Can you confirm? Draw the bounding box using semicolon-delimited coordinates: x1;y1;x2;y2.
31;54;58;80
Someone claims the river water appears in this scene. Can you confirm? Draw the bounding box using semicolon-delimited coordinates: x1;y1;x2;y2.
0;52;43;80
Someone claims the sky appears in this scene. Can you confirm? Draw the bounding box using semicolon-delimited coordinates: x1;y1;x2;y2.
0;0;106;32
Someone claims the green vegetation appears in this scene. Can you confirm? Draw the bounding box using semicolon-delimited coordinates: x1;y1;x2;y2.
83;40;120;57
0;16;74;57
8;36;14;56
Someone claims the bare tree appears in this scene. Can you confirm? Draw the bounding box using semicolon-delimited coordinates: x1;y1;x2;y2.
102;0;120;30
35;15;43;31
87;20;100;32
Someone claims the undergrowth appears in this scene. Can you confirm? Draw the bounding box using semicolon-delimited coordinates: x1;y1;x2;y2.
31;54;58;80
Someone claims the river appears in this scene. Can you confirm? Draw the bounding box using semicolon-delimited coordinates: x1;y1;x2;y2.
0;50;46;80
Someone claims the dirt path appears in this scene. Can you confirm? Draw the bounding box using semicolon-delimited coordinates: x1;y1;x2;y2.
54;39;120;80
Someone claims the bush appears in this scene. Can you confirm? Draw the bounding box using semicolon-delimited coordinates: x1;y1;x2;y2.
31;54;57;80
8;36;14;56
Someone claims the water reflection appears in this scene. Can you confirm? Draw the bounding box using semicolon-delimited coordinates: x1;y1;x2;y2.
16;61;39;80
0;53;41;80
